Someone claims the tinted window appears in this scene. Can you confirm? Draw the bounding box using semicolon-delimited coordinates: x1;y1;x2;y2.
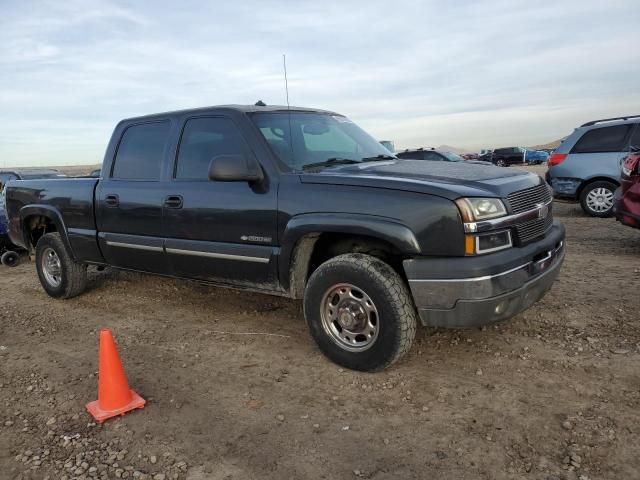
0;174;17;193
112;122;170;180
440;151;464;162
494;148;507;155
175;117;249;180
628;125;640;149
397;151;422;159
423;152;443;161
0;173;18;184
571;125;631;153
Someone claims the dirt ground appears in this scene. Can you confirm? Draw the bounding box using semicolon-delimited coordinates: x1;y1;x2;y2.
1;191;640;479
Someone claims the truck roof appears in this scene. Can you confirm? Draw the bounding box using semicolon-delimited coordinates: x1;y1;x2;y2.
121;104;340;123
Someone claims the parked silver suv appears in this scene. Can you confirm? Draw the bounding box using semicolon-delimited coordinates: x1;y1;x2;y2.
546;115;640;216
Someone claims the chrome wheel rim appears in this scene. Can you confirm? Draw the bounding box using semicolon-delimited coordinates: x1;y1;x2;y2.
496;159;505;167
586;187;614;213
320;283;379;352
41;247;62;288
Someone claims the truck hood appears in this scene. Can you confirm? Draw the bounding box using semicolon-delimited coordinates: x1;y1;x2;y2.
299;159;543;199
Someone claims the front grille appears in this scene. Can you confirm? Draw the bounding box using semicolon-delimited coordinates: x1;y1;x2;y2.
507;183;552;214
513;213;553;244
506;183;554;244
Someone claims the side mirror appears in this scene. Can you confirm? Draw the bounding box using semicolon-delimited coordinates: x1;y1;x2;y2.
208;154;264;182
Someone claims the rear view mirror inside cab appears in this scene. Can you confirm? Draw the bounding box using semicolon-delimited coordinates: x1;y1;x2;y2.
302;122;330;135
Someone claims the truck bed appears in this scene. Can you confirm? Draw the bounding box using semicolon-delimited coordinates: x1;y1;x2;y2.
5;178;102;262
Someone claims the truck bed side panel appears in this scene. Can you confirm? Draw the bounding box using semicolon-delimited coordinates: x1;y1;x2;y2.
6;178;103;263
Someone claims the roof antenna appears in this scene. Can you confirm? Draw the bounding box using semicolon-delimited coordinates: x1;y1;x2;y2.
283;54;295;166
283;54;290;109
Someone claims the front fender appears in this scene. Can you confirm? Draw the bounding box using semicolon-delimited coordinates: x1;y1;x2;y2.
278;213;421;292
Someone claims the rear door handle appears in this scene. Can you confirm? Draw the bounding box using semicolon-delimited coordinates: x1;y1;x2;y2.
164;195;183;209
104;194;119;207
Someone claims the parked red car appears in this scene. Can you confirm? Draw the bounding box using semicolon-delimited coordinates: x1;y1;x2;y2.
614;151;640;229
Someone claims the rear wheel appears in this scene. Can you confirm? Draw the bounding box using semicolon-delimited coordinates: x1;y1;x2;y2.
35;233;87;298
579;181;616;217
303;253;417;371
1;250;20;267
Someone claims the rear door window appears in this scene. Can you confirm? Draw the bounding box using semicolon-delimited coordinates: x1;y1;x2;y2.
111;122;171;180
571;125;632;154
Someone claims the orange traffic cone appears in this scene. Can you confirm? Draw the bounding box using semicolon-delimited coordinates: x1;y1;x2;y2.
86;329;145;423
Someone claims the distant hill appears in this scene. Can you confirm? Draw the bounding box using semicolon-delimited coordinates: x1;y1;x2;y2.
439;139;566;153
1;164;100;176
437;145;469;154
529;139;564;150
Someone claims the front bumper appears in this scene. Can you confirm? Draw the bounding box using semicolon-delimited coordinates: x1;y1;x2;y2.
404;221;565;328
548;175;580;200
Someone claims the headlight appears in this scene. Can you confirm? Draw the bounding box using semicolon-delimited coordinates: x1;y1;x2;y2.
455;197;511;255
456;197;507;221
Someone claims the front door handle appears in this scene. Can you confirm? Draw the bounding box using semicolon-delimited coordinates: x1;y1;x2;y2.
164;195;183;209
104;194;119;207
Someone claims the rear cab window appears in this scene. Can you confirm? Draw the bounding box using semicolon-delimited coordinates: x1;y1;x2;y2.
571;124;632;153
111;121;171;180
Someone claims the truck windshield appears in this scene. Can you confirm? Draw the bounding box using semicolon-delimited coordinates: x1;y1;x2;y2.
251;112;394;171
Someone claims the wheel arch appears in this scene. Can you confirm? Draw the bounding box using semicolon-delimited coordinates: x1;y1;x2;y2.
577;176;620;198
19;205;75;259
280;213;420;298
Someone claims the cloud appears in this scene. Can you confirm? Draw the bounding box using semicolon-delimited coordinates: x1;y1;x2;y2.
0;0;639;166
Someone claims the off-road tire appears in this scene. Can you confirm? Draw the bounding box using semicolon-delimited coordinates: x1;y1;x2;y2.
304;253;417;372
579;180;617;217
35;233;87;299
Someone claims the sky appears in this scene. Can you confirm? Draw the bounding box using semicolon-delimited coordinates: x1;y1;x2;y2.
1;0;639;167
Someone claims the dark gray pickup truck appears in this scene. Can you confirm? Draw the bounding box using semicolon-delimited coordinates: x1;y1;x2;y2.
5;104;565;371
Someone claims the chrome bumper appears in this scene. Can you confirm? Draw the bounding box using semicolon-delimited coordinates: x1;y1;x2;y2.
404;225;565;327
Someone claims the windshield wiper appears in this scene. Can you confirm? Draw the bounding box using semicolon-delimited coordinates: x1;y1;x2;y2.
302;158;361;171
360;154;396;162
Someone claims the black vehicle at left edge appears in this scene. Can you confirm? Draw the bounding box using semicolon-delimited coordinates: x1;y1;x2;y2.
5;104;565;371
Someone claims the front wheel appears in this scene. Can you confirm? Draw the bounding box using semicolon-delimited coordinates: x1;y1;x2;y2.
495;158;506;167
35;233;87;298
303;253;417;371
579;181;616;217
